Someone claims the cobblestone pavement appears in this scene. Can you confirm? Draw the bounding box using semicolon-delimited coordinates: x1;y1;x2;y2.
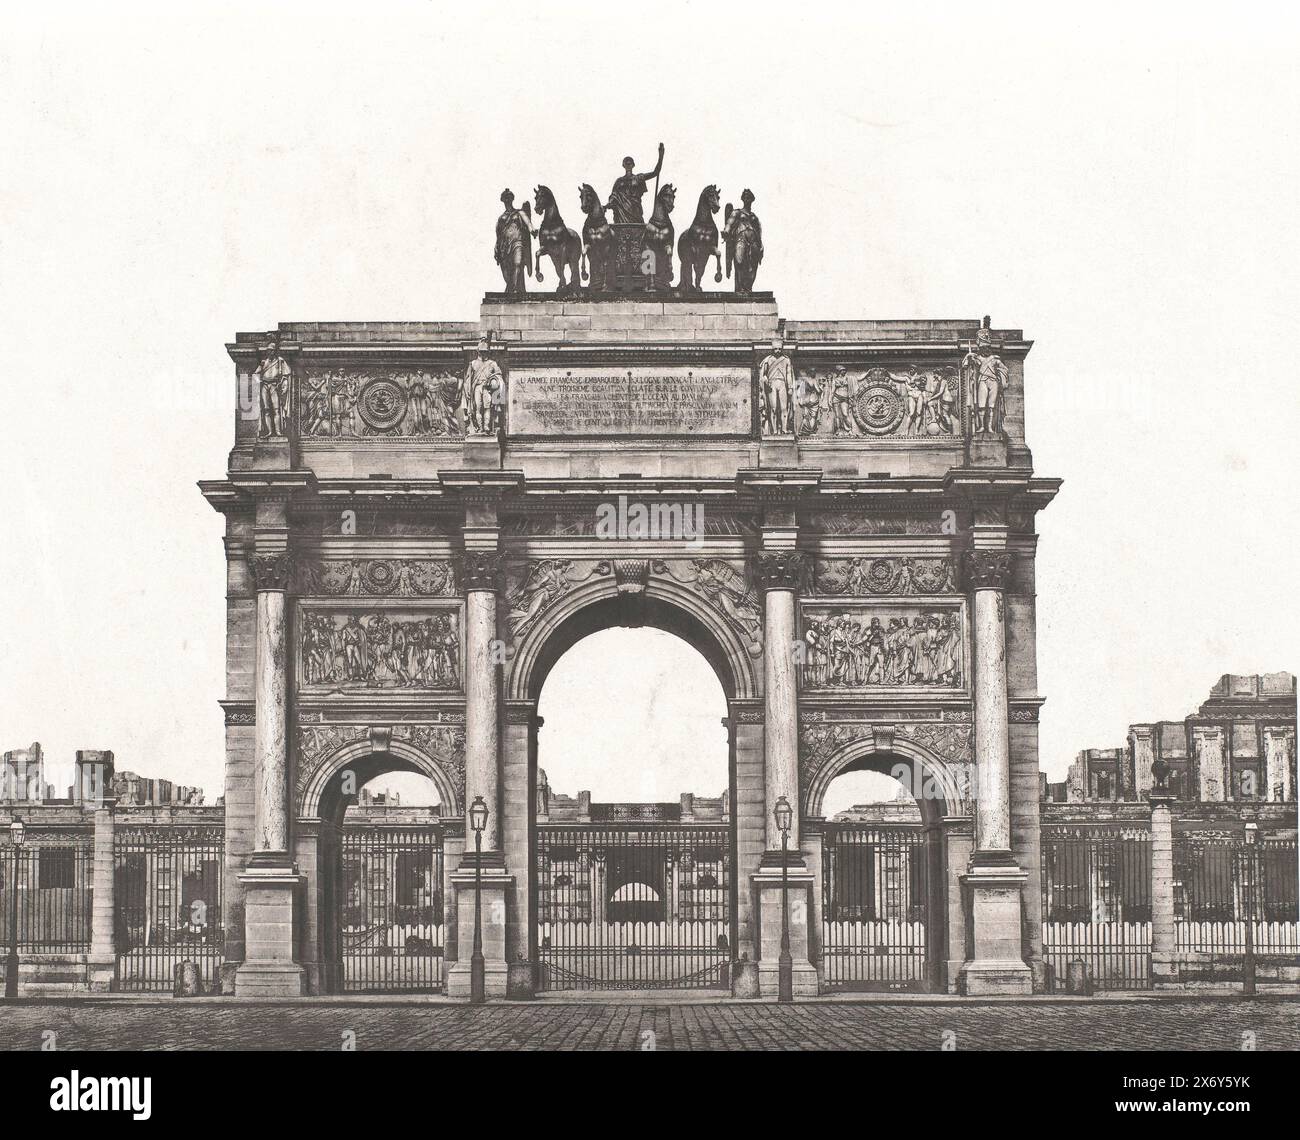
1;998;1297;1051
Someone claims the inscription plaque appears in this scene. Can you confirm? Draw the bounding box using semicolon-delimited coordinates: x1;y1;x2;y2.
508;365;750;436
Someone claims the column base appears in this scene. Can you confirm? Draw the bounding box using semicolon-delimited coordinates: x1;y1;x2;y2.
234;962;307;997
960;860;1033;996
235;860;307;998
757;960;820;997
752;868;817;997
447;960;510;999
959;958;1033;996
1152;953;1182;987
449;869;513;1001
87;956;116;994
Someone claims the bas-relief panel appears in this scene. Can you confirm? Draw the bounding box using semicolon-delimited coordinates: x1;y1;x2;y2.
299;367;465;439
799;602;966;691
298;606;462;691
792;363;963;439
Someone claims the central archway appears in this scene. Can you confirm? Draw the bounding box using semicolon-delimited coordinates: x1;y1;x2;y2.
512;586;745;992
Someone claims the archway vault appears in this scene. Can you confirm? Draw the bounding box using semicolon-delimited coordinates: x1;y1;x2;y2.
803;734;971;825
506;571;761;703
298;731;464;823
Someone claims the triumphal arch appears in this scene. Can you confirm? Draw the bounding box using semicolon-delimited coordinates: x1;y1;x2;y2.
202;159;1059;998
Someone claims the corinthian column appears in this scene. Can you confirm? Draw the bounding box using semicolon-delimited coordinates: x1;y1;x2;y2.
236;548;306;996
964;549;1015;859
755;551;805;853
248;551;294;858
958;547;1031;995
461;550;504;855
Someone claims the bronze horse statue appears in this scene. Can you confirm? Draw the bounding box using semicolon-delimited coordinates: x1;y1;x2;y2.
676;184;722;293
533;185;582;295
640;183;675;292
578;183;616;293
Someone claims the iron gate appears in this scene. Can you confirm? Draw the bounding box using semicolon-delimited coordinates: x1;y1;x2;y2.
114;826;224;992
821;823;932;992
336;825;444;993
1040;826;1151;991
535;823;734;990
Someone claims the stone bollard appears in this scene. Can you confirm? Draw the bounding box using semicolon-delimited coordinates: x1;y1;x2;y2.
506;959;536;999
218;962;239;996
1065;959;1092;996
731;955;761;998
174;960;203;997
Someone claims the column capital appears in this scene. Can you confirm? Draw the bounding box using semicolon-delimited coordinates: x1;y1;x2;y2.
248;551;295;592
459;550;506;592
962;549;1014;591
754;550;807;591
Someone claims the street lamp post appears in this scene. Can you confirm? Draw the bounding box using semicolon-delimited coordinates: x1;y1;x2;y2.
773;796;793;1003
5;818;25;1000
469;796;488;1005
1243;822;1258;997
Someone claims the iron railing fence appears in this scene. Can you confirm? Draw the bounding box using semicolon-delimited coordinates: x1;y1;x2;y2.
1041;826;1152;991
0;839;94;952
114;825;224;992
1174;835;1299;981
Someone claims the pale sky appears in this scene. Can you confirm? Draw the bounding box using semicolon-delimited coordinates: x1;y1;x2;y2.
2;2;1296;802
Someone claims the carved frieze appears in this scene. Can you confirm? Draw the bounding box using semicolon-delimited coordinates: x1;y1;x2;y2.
804;512;952;536
223;704;255;727
800;603;965;690
299;368;464;439
299;558;457;597
505;511;756;537
299;609;460;689
810;556;956;596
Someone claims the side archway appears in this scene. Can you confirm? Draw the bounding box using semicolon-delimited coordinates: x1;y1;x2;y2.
804;736;968;825
299;733;464;824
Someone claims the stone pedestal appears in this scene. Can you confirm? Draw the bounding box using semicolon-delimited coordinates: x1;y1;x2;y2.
447;869;513;999
959;862;1033;995
463;435;501;470
758;437;798;467
234;860;307;996
752;869;819;997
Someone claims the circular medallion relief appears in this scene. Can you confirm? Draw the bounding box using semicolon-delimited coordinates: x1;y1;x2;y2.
357;376;409;432
851;371;905;435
